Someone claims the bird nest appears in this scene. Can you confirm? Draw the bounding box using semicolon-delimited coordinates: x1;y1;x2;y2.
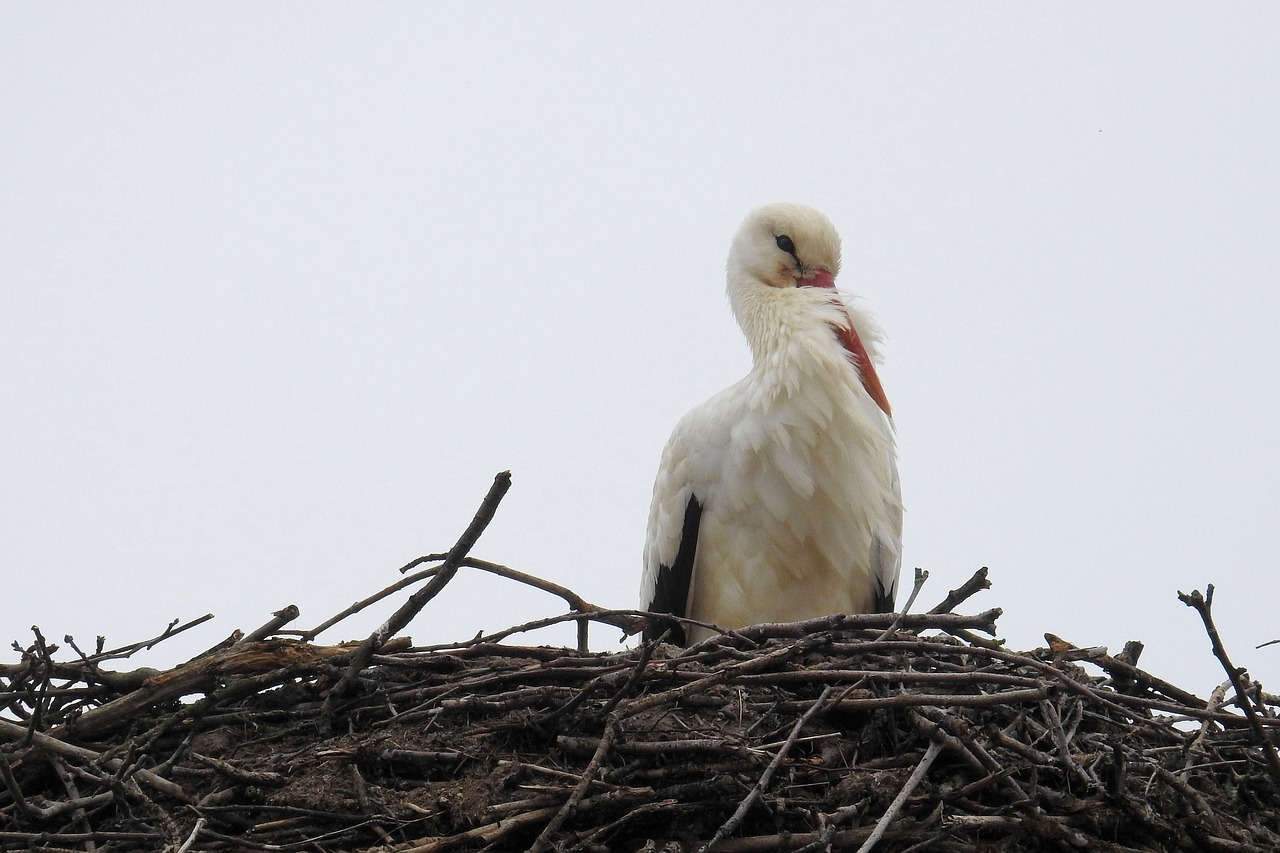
3;474;1280;852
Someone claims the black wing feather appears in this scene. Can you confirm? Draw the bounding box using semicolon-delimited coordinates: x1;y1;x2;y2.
871;537;898;613
643;495;702;645
872;578;896;614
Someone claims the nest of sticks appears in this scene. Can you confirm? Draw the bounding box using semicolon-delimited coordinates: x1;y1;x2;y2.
3;473;1280;852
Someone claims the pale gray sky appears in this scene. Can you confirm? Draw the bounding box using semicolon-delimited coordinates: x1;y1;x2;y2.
3;5;1278;696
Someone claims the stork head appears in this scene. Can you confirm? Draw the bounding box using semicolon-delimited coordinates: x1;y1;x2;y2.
728;202;842;290
726;203;892;417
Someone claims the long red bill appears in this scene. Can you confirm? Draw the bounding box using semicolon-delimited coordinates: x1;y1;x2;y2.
798;270;893;418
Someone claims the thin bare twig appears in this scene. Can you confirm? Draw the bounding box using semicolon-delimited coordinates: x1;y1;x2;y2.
856;740;944;853
175;817;206;853
1178;585;1280;784
928;566;991;614
323;471;512;717
87;614;215;662
702;685;838;852
236;605;300;645
529;721;619;852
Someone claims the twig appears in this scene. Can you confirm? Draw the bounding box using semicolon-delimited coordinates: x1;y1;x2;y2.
323;471;512;717
0;756;29;814
1041;699;1102;793
701;685;838;852
408;555;643;641
175;817;206;853
1178;585;1280;784
48;639;379;741
49;756;96;852
703;610;1003;644
622;633;832;719
87;614;215;662
301;566;442;641
875;563;926;637
408;609;646;652
237;606;300;645
529;721;619;852
927;566;991;614
856;740;944;853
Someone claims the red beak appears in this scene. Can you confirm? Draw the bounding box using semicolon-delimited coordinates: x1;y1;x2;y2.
798;270;893;418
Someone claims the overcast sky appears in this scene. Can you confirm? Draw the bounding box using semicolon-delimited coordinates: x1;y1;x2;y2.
3;5;1278;698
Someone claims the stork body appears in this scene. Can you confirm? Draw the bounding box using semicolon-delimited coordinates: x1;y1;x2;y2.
640;203;901;645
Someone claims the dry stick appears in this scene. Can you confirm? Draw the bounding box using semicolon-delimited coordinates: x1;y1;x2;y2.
175;817;206;853
927;566;991;614
1178;585;1280;784
49;639;386;742
596;637;657;718
1185;682;1231;775
1041;699;1102;792
418;555;642;640
856;739;945;853
1153;766;1229;835
564;799;685;853
784;568;927;677
709;610;1002;644
528;721;619;853
87;614;215;663
469;557;607;650
22;627;55;745
911;707;1029;801
1056;639;1203;708
49;756;97;853
302;565;442;640
870;567;930;644
236;606;300;645
791;823;842;853
0;757;28;814
456;556;639;646
398;804;563;853
305;553;634;646
322;471;512;719
701;685;838;853
409;609;645;653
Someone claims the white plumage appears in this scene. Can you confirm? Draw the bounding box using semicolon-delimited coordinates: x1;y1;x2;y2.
640;203;902;645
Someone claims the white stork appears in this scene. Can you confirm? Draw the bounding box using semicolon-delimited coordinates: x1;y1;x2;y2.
640;202;902;645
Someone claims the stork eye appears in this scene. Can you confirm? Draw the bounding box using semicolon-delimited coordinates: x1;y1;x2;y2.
775;234;797;256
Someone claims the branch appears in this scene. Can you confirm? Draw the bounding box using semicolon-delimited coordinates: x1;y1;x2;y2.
701;685;838;852
1178;585;1280;784
236;605;300;645
85;613;215;663
716;610;1002;643
529;721;618;852
855;739;944;853
928;566;990;614
323;471;512;716
300;565;441;641
410;555;644;639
